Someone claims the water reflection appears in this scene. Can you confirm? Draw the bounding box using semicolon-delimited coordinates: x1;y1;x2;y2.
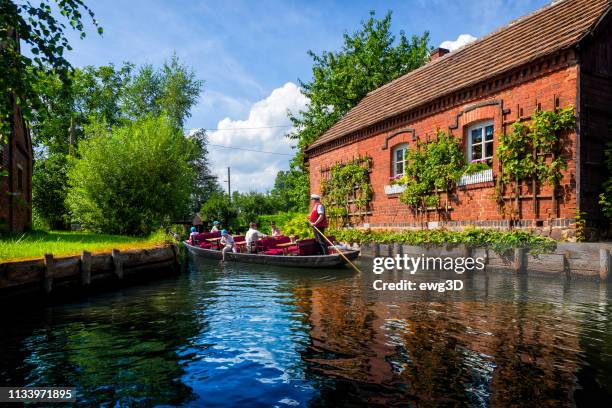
0;257;611;406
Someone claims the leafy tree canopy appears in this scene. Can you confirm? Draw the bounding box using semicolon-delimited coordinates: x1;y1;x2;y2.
280;11;432;210
0;0;101;133
67;115;197;235
287;11;431;167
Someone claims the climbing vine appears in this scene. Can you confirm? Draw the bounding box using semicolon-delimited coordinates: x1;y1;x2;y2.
497;106;575;190
495;106;575;219
320;157;372;227
396;130;465;213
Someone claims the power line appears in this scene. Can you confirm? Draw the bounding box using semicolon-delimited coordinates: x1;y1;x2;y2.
203;124;293;131
208;143;293;156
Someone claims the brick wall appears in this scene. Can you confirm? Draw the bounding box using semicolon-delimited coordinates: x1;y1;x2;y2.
309;63;580;233
0;102;33;232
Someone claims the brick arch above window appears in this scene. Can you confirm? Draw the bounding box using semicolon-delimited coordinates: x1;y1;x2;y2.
448;99;509;137
381;128;416;150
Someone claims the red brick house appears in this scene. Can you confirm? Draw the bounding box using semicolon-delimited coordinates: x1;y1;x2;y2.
306;0;612;238
0;98;33;233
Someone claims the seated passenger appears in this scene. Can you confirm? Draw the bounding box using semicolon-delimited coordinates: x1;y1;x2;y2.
246;222;267;253
211;221;221;233
270;221;282;237
220;229;237;261
189;226;198;245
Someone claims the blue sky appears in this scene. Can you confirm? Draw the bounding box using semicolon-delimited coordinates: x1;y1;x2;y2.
61;0;551;191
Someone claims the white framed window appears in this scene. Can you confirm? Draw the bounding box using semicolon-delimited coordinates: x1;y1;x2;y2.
392;143;408;177
467;121;494;162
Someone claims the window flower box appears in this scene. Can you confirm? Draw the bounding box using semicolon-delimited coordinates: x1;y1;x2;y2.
458;168;493;186
384;184;406;195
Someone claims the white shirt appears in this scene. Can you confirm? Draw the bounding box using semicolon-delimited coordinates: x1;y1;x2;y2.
211;225;219;232
316;203;325;215
246;228;266;245
220;234;234;246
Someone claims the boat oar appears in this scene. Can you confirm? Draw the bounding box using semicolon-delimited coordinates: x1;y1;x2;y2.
311;224;362;273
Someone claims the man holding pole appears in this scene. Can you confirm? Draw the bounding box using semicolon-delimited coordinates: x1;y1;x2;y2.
308;194;328;255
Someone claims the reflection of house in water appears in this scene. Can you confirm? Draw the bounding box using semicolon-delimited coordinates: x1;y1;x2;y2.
296;272;583;406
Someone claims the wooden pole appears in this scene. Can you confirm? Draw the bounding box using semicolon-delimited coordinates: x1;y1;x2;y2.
312;224;362;273
43;253;54;293
81;250;92;286
112;249;123;279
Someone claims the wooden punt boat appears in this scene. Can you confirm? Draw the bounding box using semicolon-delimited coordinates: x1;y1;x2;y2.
183;241;360;268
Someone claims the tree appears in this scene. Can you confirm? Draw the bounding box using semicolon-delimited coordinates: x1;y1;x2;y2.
30;64;132;154
282;11;431;207
30;64;132;229
66;115;196;235
271;169;309;212
232;191;278;228
123;54;203;128
32;152;70;229
0;0;101;133
188;129;222;213
199;192;238;232
31;57;205;229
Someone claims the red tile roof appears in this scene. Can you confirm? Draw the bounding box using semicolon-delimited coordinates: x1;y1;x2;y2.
307;0;611;152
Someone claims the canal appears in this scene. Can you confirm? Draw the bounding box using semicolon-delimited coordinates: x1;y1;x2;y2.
1;257;611;407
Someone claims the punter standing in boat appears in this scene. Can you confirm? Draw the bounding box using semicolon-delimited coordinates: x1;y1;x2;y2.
308;194;328;255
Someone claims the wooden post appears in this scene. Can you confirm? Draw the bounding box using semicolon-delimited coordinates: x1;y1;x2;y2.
600;248;610;281
81;250;92;286
514;248;525;274
112;249;123;279
43;253;54;293
171;245;180;273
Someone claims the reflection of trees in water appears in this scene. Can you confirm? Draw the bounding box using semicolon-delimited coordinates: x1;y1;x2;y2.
0;275;207;406
297;274;592;407
573;284;612;406
478;300;578;407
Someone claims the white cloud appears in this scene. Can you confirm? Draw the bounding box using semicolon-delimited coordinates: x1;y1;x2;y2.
195;82;308;193
440;34;477;51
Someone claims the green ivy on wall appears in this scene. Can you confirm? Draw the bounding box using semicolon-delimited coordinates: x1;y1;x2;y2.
496;106;575;215
321;157;373;227
397;130;465;213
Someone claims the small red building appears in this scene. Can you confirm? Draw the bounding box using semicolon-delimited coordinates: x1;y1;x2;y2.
306;0;612;239
0;100;33;233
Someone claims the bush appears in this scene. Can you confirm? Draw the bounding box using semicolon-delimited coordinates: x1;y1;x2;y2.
329;227;556;254
259;212;312;238
232;191;278;229
67;115;196;235
32;152;70;229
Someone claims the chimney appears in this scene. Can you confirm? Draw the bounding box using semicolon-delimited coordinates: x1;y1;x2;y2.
429;47;450;62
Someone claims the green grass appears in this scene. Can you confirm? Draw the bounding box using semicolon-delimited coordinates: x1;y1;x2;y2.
0;230;171;262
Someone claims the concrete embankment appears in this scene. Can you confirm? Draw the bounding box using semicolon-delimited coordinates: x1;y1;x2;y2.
359;242;612;281
0;245;180;298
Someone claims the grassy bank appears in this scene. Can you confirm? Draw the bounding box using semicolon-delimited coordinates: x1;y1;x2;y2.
0;230;170;262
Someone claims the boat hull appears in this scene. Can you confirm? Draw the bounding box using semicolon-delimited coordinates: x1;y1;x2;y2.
183;242;359;268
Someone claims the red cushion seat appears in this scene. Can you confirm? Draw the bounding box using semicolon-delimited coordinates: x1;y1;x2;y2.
262;248;285;255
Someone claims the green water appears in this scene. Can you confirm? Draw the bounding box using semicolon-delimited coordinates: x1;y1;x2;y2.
1;256;611;407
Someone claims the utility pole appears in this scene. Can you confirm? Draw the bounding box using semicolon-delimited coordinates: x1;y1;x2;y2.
224;166;231;204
